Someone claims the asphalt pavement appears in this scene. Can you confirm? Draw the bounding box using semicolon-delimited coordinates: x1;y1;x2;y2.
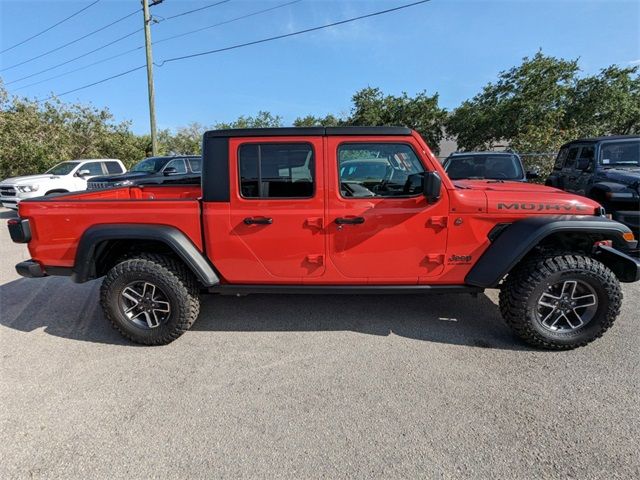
1;207;638;479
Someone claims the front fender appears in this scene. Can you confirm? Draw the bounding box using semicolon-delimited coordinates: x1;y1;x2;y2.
465;216;636;287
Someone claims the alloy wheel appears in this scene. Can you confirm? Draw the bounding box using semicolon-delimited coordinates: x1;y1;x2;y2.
119;281;171;329
536;280;598;332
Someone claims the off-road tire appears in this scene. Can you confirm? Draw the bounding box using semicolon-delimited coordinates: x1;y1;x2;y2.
499;253;622;350
100;254;200;345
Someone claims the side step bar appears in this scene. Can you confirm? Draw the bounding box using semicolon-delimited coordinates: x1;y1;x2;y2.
208;285;484;295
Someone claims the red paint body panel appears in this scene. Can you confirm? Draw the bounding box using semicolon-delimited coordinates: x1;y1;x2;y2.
18;186;203;267
17;132;606;286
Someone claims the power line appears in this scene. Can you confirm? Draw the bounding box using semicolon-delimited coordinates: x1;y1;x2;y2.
11;0;301;89
14;48;143;91
0;6;140;73
154;0;302;47
6;29;140;85
40;65;147;101
164;0;231;20
0;0;102;54
5;0;238;86
36;0;431;102
158;0;431;65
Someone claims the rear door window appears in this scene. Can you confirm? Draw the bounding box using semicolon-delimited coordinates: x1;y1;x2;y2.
79;162;104;176
238;143;314;198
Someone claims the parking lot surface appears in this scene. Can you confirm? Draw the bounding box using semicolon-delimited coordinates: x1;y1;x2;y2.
1;207;639;478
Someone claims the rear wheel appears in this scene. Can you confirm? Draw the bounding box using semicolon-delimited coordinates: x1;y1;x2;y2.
100;254;200;345
499;253;622;350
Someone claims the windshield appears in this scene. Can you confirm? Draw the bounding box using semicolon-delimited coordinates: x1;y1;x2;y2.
131;157;169;173
600;140;639;167
445;154;524;180
45;161;80;175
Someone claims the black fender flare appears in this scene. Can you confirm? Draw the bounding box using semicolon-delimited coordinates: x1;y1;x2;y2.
465;216;637;287
72;224;220;286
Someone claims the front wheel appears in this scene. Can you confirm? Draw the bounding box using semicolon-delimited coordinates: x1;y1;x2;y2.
499;254;622;350
100;254;201;345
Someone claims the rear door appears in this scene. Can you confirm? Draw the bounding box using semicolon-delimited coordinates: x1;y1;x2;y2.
326;137;449;282
227;137;325;281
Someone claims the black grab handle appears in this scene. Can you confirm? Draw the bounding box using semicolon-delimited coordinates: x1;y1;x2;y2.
243;217;273;225
335;216;365;225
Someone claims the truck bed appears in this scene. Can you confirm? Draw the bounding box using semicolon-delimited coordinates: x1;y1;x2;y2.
18;185;204;268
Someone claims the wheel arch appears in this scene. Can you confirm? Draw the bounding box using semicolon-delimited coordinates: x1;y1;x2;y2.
44;189;69;196
466;216;638;287
72;224;220;286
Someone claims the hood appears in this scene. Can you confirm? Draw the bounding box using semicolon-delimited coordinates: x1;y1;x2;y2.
453;180;565;194
89;172;155;183
0;174;62;185
596;167;640;187
453;180;602;215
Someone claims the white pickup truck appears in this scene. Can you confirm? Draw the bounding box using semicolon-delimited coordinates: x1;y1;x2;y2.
0;159;126;209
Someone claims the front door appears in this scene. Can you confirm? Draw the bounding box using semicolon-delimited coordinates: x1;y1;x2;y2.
227;137;325;282
326;138;449;283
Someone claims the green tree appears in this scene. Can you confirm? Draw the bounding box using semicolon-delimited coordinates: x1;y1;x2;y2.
565;65;640;137
293;114;341;127
446;52;640;178
345;87;447;154
447;52;580;153
214;110;283;130
0;82;147;177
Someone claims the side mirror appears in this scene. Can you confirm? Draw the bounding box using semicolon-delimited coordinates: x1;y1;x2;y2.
422;171;442;204
525;170;540;179
77;169;91;177
576;158;590;171
163;167;178;176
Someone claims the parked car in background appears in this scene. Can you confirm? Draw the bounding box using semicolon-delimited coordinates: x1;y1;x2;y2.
443;152;538;182
0;159;125;209
88;155;201;189
546;135;640;236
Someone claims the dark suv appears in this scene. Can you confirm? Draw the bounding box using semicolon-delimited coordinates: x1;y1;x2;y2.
546;136;639;236
87;155;201;189
443;152;537;182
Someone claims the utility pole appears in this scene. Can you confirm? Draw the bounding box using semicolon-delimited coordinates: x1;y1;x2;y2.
142;0;159;155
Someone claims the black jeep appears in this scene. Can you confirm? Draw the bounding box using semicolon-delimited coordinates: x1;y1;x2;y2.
546;136;640;236
87;155;201;190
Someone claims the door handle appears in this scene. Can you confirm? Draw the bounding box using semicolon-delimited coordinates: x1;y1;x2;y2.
335;216;365;225
243;217;273;225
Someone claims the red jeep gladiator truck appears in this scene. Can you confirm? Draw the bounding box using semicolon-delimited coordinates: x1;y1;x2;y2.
8;127;640;348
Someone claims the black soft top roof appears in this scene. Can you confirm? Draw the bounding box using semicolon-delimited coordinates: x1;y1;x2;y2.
204;126;413;138
560;135;640;148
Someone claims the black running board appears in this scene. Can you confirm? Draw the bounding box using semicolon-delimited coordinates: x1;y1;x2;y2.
208;285;483;295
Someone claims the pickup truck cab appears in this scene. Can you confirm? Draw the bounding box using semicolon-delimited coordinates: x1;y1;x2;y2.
8;127;640;349
0;159;125;209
